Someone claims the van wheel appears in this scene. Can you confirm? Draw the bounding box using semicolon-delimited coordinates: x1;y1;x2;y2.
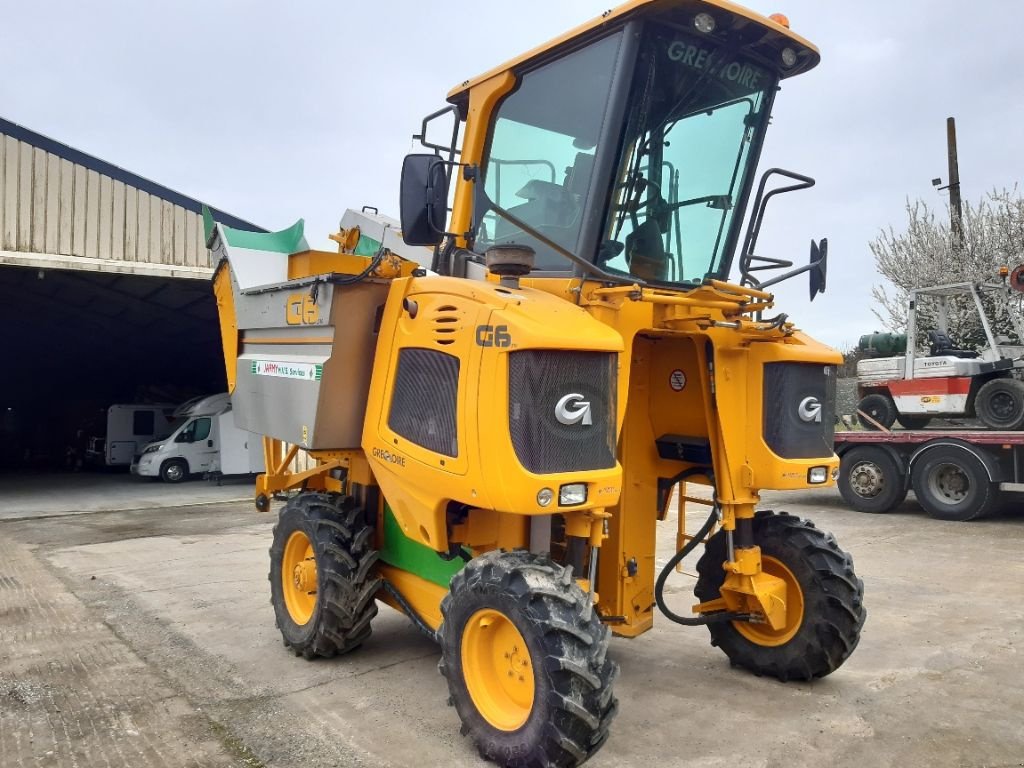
160;459;189;483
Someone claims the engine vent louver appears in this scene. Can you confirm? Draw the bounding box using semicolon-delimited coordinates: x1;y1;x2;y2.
432;305;461;346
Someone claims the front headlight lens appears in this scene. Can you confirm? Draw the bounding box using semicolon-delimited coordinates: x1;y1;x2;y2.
808;466;828;484
143;444;162;455
537;488;554;507
781;47;798;67
559;483;587;507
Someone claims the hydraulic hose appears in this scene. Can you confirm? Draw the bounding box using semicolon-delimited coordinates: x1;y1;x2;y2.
381;580;439;643
653;501;756;627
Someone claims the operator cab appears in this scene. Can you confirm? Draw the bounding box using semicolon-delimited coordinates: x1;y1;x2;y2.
405;1;820;293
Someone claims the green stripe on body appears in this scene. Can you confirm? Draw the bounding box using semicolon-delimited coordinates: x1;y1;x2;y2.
378;505;465;588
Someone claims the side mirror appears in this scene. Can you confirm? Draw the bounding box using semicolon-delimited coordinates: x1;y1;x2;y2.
400;154;449;246
809;238;828;301
175;432;189;444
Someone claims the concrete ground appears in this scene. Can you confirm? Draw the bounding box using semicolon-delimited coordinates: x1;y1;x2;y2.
1;481;1022;768
0;471;252;521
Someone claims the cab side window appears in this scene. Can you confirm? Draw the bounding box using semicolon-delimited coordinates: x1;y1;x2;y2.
193;418;212;442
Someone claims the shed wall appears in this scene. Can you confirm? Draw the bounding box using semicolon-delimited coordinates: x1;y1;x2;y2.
0;137;208;270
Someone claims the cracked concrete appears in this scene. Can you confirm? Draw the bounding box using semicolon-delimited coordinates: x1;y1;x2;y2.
1;476;1023;767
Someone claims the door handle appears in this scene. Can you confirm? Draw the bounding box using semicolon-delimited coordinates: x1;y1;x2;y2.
208;440;214;447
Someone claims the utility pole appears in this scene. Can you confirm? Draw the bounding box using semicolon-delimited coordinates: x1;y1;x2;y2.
946;117;964;252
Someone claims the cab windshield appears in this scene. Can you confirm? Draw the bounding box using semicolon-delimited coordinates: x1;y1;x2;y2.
476;23;777;286
599;26;775;285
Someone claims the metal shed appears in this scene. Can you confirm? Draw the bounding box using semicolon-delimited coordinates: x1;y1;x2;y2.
0;116;264;470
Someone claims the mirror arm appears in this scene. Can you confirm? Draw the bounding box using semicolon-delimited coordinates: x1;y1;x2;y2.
757;259;818;289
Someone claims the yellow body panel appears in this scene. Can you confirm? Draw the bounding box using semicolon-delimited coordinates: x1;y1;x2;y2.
362;274;623;554
212;265;238;393
506;276;841;634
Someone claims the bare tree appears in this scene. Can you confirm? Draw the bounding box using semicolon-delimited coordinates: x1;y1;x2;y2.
870;187;1024;347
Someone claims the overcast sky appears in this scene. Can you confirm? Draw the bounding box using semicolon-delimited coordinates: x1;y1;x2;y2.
2;1;1022;348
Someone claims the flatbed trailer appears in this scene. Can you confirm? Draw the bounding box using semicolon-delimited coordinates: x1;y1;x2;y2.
835;429;1024;521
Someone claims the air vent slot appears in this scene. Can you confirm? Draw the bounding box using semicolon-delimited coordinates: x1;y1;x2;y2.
432;305;462;346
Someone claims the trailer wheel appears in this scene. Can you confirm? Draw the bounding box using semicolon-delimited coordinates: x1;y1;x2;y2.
910;446;999;521
269;492;380;658
439;551;617;768
160;458;189;483
857;393;897;430
975;378;1024;430
897;414;932;430
694;511;865;681
838;446;907;513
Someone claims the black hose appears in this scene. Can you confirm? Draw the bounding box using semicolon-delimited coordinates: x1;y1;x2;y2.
654;502;755;627
381;580;439;643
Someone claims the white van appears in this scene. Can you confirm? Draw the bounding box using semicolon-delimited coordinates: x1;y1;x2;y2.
131;394;262;483
86;403;177;467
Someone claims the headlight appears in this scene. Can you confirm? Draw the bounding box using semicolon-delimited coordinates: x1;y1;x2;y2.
808;466;828;484
559;483;587;507
537;488;554;507
143;444;162;455
693;12;716;34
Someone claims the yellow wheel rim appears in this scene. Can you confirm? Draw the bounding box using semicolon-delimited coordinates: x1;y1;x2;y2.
282;530;317;626
735;555;804;647
461;608;536;731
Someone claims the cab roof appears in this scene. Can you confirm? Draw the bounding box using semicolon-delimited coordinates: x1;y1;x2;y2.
447;0;819;102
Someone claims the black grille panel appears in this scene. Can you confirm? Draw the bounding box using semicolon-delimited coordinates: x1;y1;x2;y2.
509;351;616;474
388;348;459;457
763;363;836;459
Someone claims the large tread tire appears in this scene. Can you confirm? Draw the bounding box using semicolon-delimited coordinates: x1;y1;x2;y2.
910;446;1000;521
857;393;897;430
975;378;1024;430
694;511;866;681
439;550;617;768
838;446;907;513
269;492;380;659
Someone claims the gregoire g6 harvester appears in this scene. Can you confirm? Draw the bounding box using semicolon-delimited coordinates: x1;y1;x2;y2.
209;2;865;765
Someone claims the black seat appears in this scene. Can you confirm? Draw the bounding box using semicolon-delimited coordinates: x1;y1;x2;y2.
927;330;978;359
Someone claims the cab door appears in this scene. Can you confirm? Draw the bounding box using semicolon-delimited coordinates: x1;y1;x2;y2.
184;416;218;472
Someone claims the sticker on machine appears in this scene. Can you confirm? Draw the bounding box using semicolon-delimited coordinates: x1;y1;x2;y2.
669;369;687;391
251;360;323;381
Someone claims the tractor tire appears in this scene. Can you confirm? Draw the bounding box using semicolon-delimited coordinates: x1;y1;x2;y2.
439;550;617;768
160;458;189;483
694;511;865;681
269;492;380;659
897;414;932;430
838;446;907;513
975;378;1024;430
910;446;999;521
857;392;897;430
